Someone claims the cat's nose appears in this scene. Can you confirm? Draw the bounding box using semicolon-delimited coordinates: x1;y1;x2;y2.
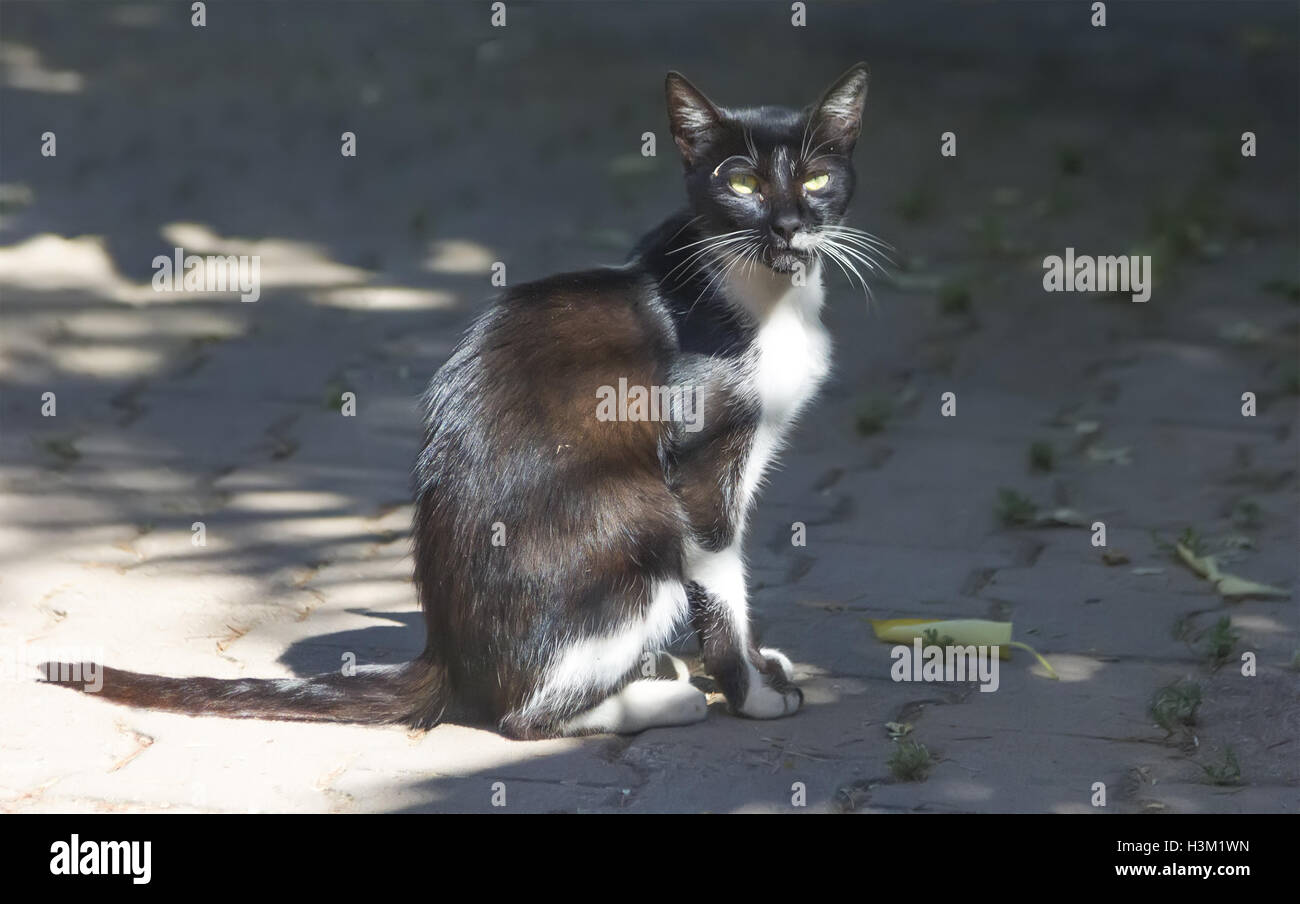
771;213;800;243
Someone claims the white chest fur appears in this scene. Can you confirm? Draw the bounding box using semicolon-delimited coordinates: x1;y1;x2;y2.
725;265;832;519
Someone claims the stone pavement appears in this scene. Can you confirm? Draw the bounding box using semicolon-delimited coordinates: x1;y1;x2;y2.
0;2;1296;812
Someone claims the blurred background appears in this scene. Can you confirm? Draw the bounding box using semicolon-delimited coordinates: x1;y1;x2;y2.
0;1;1296;813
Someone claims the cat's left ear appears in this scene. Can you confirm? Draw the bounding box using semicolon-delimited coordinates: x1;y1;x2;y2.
811;62;870;154
665;71;724;165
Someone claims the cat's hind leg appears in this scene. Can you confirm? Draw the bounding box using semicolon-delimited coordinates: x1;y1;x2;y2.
560;679;707;736
556;651;703;735
501;675;707;739
498;580;704;739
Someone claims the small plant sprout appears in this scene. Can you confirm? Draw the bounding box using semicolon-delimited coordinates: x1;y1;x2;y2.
921;627;955;647
854;394;894;436
37;435;80;469
1203;616;1239;667
937;281;972;316
1153;526;1207;558
1178;526;1208;557
1260;277;1300;302
1200;747;1243;786
995;488;1037;527
1028;441;1054;472
324;381;347;411
888;740;933;782
1231;499;1262;529
896;184;934;222
1150;680;1202;735
1057;145;1084;176
1279;364;1300;397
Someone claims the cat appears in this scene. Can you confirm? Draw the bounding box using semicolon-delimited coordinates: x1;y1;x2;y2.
41;63;880;740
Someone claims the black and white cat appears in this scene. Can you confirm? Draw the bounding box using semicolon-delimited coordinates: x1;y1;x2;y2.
44;64;880;739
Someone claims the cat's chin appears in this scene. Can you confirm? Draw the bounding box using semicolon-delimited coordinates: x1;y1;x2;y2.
765;251;810;274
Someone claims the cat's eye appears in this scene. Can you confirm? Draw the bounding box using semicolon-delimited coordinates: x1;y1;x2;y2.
728;173;759;195
803;173;830;192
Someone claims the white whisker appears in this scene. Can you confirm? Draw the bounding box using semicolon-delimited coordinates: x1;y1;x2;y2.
668;228;753;254
820;241;873;302
820;225;897;253
821;236;893;271
664;232;758;286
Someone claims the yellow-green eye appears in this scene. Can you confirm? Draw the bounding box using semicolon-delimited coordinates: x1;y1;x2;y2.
803;173;830;192
728;173;759;195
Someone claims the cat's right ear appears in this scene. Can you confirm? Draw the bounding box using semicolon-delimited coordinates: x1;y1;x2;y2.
665;72;724;165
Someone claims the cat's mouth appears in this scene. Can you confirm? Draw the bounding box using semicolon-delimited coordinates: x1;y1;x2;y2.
763;242;814;274
760;228;824;273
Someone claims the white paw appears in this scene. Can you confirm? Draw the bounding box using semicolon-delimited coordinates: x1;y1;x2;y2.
566;679;708;735
656;681;709;726
738;681;802;719
737;652;802;719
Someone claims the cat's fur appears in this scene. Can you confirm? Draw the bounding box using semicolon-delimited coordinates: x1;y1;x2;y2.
42;64;873;739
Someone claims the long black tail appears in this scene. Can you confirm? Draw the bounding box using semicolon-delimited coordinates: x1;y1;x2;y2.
37;656;449;729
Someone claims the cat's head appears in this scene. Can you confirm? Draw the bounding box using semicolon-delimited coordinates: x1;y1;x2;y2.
665;64;869;274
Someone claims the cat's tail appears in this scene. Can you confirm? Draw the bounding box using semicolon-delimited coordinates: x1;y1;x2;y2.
35;656;449;729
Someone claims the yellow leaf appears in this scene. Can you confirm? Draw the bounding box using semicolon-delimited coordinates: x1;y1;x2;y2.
869;617;1011;651
1175;542;1219;579
1213;573;1290;600
1175;542;1289;600
868;617;1059;678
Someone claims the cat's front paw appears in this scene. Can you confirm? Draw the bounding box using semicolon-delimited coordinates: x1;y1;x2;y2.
736;648;802;719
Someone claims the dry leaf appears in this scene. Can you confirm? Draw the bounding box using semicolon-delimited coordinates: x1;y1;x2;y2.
1214;573;1291;600
1175;542;1290;600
